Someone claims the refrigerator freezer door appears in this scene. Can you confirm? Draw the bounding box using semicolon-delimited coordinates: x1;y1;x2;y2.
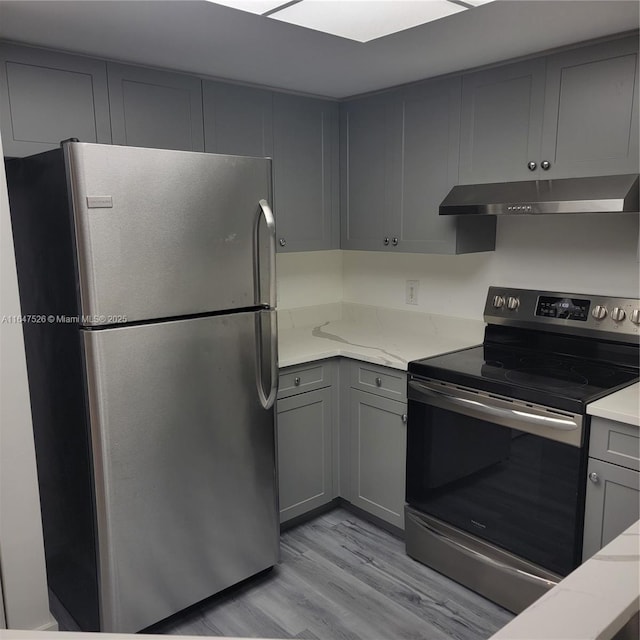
82;311;279;632
66;143;273;324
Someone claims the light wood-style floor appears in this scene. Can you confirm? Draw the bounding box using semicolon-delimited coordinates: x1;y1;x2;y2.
153;508;513;639
53;508;514;639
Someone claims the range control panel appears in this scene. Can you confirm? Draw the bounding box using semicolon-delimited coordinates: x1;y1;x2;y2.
484;287;640;342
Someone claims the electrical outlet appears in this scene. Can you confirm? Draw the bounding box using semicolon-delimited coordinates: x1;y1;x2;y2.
406;280;419;305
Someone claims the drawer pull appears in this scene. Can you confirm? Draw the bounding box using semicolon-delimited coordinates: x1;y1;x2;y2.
294;376;301;386
375;377;382;387
401;414;407;424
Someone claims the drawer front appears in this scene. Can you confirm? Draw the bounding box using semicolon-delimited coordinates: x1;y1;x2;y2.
350;362;406;401
589;417;640;472
278;361;333;398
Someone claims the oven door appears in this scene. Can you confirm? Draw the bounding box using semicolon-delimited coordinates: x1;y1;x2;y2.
406;376;586;577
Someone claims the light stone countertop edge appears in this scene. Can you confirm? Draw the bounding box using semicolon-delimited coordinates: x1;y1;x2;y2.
488;520;640;640
587;382;640;427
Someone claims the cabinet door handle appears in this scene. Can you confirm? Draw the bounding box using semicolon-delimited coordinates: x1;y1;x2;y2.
527;161;537;171
375;377;382;387
541;160;551;171
279;238;286;247
589;472;599;483
392;237;398;246
401;414;407;424
383;237;390;246
294;376;301;386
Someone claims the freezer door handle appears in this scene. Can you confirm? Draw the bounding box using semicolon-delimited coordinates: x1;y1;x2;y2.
255;199;276;309
256;309;278;409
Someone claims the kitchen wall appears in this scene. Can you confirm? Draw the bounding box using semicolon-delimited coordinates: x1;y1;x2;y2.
0;131;57;631
278;214;639;317
276;250;343;309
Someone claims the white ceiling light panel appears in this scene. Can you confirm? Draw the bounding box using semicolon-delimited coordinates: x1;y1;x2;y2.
269;0;467;42
207;0;294;15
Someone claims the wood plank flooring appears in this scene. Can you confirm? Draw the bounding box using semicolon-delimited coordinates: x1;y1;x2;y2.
51;508;513;638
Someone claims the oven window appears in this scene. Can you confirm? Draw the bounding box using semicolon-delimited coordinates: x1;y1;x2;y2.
406;400;583;576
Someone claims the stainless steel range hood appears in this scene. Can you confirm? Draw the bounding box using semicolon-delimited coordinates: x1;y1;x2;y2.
439;174;639;216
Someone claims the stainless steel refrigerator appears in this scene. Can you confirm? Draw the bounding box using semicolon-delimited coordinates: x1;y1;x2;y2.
6;141;279;633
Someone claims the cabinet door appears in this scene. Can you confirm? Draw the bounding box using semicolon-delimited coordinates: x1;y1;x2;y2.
541;36;639;179
203;81;273;157
349;389;407;529
341;94;401;251
273;94;338;252
0;44;111;157
277;387;333;523
107;63;204;151
397;78;495;254
459;58;546;184
582;458;640;561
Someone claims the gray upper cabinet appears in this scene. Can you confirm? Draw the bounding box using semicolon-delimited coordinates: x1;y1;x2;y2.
460;35;639;184
0;44;111;157
107;63;204;151
203;81;273;157
342;82;495;254
340;93;395;251
398;78;495;253
273;93;339;252
541;36;639;178
459;58;546;184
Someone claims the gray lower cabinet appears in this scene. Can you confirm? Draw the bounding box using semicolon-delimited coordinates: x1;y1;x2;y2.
348;390;407;530
107;63;204;151
341;81;495;254
346;362;407;530
202;81;273;158
273;93;339;252
0;43;112;157
276;361;336;523
582;417;640;561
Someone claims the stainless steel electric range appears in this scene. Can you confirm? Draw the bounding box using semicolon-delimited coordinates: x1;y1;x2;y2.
405;287;640;614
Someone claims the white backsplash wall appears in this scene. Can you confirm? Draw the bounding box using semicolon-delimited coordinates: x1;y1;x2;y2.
276;250;343;309
340;214;640;320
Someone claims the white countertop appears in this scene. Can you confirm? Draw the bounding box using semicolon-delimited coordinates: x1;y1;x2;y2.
278;302;484;371
587;382;640;427
489;519;640;640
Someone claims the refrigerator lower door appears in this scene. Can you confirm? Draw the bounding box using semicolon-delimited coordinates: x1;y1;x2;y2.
82;311;278;632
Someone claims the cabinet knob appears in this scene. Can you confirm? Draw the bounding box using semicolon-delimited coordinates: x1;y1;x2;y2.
392;237;399;246
279;238;286;247
589;472;600;484
401;414;407;424
383;237;390;246
541;160;551;171
375;377;382;387
294;376;301;386
527;161;537;171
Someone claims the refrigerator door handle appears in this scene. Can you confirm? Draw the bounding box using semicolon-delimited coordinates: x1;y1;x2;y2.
255;199;276;309
256;309;278;410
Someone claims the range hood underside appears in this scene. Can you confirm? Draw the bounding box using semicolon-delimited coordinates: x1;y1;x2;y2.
439;174;639;216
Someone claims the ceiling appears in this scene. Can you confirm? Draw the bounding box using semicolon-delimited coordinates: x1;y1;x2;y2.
0;0;637;98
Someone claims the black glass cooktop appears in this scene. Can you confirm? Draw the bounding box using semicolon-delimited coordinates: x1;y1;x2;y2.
409;344;639;413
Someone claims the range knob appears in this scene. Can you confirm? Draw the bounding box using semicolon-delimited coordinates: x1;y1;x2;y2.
611;307;626;322
592;305;607;320
493;295;505;309
506;296;520;311
631;309;640;325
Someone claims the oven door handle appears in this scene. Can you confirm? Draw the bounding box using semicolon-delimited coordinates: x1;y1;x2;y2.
408;380;582;438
